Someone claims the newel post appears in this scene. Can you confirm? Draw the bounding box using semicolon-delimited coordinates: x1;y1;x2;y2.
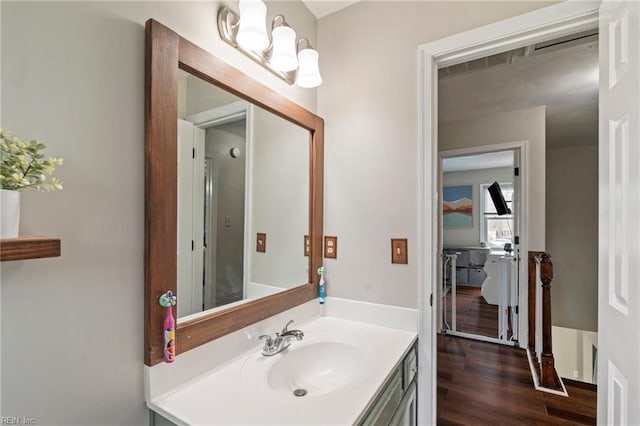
539;253;559;388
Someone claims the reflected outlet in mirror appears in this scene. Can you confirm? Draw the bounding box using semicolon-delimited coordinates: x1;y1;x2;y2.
177;69;310;320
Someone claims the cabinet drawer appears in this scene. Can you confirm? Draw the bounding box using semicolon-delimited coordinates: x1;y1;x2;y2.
361;369;403;426
454;250;469;267
455;267;468;284
468;267;486;285
403;346;417;389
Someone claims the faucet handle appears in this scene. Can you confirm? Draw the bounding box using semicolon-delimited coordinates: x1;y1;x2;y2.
281;319;294;334
259;334;274;347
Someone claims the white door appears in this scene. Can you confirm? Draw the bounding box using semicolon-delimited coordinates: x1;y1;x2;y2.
177;119;205;317
598;1;640;424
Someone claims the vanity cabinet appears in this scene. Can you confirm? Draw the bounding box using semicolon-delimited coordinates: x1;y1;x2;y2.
150;412;175;426
359;344;417;426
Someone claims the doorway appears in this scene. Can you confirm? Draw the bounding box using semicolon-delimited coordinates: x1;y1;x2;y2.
176;90;251;319
202;119;247;310
430;21;601;421
416;2;610;424
439;148;521;346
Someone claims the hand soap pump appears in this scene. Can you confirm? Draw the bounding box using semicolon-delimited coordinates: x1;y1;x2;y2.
318;266;326;304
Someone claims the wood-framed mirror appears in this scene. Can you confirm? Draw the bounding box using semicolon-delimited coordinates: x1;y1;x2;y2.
144;19;324;366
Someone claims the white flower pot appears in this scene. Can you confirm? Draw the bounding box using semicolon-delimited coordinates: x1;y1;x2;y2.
1;189;21;238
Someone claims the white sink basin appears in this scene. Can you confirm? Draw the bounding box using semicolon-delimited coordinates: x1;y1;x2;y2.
242;338;375;399
267;342;366;397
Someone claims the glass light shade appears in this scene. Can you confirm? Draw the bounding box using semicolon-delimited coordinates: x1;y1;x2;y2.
236;0;269;52
270;26;299;72
296;48;322;88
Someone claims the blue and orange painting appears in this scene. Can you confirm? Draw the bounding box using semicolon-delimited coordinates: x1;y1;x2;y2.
443;185;473;228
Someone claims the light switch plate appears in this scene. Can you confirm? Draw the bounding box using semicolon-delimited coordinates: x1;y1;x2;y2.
304;235;310;257
391;238;408;264
324;236;337;259
256;233;266;253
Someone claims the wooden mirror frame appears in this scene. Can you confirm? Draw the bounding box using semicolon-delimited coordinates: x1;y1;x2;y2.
144;19;324;366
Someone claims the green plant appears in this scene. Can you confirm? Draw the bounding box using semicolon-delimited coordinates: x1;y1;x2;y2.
0;129;63;191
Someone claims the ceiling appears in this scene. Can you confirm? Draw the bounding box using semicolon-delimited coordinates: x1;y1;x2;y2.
301;0;360;18
443;151;514;173
438;32;599;149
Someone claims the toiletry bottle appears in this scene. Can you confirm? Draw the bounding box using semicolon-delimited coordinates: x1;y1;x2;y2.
163;302;176;363
318;266;326;304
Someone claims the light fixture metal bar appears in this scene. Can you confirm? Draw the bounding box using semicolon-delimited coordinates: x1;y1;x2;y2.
218;6;296;85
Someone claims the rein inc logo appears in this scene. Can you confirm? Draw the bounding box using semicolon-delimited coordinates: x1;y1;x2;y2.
1;418;35;425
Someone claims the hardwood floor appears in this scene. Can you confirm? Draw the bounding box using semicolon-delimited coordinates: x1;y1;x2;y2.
437;335;597;425
444;285;512;339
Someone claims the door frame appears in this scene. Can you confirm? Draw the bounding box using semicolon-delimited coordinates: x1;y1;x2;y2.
417;2;600;423
186;100;252;308
438;142;526;346
203;154;218;310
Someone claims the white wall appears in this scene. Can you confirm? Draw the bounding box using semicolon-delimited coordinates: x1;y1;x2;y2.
317;1;555;308
0;2;316;424
250;107;309;289
440;106;547;252
552;325;598;383
547;145;598;332
442;167;513;247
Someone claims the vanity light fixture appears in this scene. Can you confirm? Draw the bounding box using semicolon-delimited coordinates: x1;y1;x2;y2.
218;0;322;88
296;38;322;88
236;0;269;51
270;16;298;72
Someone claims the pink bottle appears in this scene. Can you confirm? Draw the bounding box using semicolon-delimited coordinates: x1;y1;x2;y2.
163;293;176;363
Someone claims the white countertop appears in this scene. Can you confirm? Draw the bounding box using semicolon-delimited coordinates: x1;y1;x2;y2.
146;298;418;426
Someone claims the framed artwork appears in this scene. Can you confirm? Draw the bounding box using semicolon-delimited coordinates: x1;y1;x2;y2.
443;185;473;228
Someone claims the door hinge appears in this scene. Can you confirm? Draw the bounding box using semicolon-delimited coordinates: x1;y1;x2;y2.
191;240;194;251
192;147;195;159
514;236;520;244
515;305;519;315
430;293;433;306
514;167;520;176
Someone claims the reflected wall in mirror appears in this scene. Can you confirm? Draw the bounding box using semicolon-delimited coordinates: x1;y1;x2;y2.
145;19;323;366
177;70;310;319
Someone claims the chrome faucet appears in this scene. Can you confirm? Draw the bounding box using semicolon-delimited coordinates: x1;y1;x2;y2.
259;320;304;356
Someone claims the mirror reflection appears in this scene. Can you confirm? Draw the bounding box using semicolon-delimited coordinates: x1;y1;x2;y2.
177;69;310;319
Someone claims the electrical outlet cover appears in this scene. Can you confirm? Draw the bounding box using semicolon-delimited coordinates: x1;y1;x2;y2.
391;238;408;264
256;233;266;253
324;236;337;259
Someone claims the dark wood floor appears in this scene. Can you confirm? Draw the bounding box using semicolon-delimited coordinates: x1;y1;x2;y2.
437;335;597;425
444;285;508;339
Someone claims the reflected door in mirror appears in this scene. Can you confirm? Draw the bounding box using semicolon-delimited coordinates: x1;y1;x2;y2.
176;70;309;319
